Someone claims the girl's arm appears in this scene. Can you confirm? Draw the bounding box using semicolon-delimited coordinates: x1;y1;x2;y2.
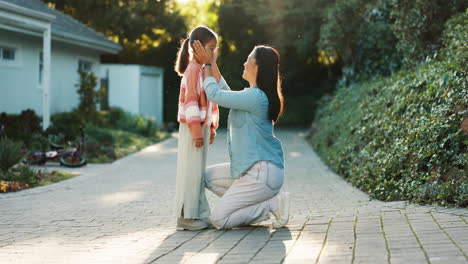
184;65;204;140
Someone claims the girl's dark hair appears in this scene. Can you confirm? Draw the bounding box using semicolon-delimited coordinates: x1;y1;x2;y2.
254;45;284;124
175;26;218;76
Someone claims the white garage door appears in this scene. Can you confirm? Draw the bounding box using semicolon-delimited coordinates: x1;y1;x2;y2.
139;73;162;124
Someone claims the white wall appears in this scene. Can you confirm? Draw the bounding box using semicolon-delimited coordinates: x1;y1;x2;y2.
102;65;140;114
0;29;42;114
101;64;164;124
0;29;100;116
49;42;100;114
139;66;163;124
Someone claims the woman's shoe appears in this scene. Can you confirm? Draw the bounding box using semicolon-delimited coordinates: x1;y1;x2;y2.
176;218;209;231
272;192;291;229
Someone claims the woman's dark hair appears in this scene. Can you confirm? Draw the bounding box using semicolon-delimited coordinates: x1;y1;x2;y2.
175;26;218;76
254;45;284;124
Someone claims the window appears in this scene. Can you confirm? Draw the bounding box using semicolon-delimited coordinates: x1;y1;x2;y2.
39;52;43;84
0;46;16;61
0;44;21;67
78;60;93;72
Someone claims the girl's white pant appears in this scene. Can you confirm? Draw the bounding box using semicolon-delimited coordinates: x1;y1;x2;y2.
205;161;284;229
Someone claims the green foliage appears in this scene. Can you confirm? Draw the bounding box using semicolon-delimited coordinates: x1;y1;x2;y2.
0;109;42;145
0;138;24;174
390;0;466;67
84;126;166;163
110;108;160;138
76;69;99;122
27;134;50;151
217;0;268;91
310;12;468;207
45;107;168;163
318;0;367;65
47;106;162;144
46;111;84;142
318;0;402;85
175;0;220;31
349;1;402;82
1;164;38;187
439;9;468;72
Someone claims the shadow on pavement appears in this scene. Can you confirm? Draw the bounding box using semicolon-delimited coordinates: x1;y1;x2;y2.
143;225;292;264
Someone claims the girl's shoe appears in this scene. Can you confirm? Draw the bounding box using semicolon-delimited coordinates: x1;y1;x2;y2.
201;217;216;229
272;192;291;229
176;218;209;231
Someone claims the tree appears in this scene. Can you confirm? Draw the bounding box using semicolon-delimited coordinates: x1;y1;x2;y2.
76;69;98;122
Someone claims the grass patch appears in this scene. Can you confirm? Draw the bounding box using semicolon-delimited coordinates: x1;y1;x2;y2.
36;170;80;186
1;170;79;193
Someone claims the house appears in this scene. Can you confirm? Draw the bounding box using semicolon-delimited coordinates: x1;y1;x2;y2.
101;64;164;125
0;0;121;129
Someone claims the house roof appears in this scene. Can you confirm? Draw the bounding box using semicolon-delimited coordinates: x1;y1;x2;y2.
0;0;121;53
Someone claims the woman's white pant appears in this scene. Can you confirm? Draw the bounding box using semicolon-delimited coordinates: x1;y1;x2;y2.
205;161;284;229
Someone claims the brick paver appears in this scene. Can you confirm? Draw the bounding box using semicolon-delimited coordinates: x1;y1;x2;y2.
0;129;467;264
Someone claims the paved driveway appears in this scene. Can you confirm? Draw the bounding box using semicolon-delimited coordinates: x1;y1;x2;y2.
0;129;467;264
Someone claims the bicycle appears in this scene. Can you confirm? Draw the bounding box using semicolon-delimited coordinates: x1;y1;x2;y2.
24;128;87;168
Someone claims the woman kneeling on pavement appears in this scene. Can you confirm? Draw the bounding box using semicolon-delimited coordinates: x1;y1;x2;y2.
193;40;291;229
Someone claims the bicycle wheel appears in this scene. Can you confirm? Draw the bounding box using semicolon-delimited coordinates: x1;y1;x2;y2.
24;151;46;165
59;152;87;167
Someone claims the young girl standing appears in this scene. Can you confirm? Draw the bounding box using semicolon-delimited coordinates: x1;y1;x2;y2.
174;26;220;230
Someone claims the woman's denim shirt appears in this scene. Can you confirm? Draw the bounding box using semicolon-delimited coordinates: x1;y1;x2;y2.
203;76;284;178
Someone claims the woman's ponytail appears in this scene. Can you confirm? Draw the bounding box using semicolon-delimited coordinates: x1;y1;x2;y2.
175;38;190;76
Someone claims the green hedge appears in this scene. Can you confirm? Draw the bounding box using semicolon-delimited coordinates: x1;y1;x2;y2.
309;11;467;207
47;107;161;141
0;109;42;146
83;126;165;163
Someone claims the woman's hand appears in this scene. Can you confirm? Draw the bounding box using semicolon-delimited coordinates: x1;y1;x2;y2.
209;134;215;144
195;40;222;81
193;40;213;64
212;47;219;63
194;138;204;148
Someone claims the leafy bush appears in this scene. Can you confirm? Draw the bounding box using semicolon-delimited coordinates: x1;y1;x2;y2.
318;0;466;84
318;0;401;85
0;138;24;174
108;107;126;127
47;106;162;147
0;109;42;145
95;107;160;137
114;111;159;138
318;0;367;65
310;11;468;207
439;9;468;72
390;0;466;67
1;164;38;187
46;111;85;142
84;126;164;163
